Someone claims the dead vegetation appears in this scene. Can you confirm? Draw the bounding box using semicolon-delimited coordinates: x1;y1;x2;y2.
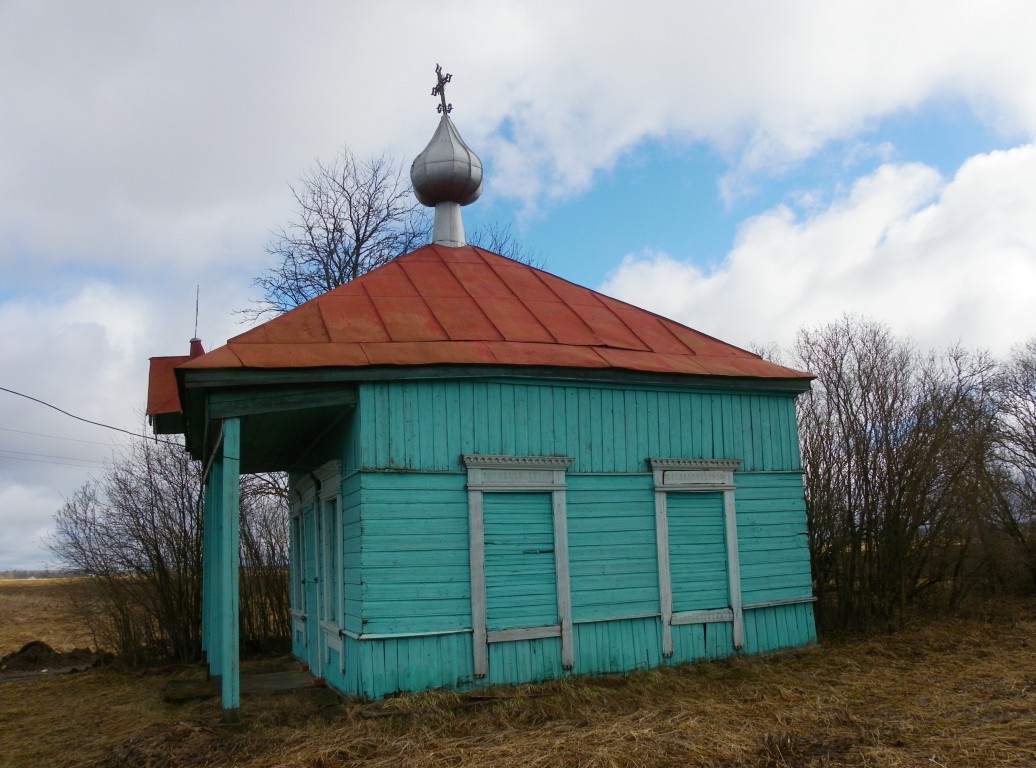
0;578;94;656
1;590;1035;767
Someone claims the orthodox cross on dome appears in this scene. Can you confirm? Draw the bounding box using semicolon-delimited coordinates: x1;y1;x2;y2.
431;63;453;115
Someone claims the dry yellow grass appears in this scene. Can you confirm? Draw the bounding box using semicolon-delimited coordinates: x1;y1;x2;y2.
2;592;1035;767
0;578;94;656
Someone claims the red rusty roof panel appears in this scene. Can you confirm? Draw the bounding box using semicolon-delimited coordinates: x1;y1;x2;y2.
146;356;189;415
361;340;498;367
484;341;610;369
256;301;330;344
397;259;471;298
442;260;515;298
376;296;450;341
572;305;650;351
522;300;602;346
319;295;392;343
168;245;811;386
605;304;690;355
594;348;712;376
230;342;369;368
423;296;505;341
487;258;561;303
661;320;753;358
477;297;556;343
180;345;243;369
360;261;421;297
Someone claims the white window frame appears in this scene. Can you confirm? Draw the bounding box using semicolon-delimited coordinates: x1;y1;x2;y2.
314;462;343;664
650;458;744;656
463;454;575;678
288;483;316;644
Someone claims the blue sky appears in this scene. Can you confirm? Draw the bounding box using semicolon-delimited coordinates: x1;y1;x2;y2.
2;1;1036;569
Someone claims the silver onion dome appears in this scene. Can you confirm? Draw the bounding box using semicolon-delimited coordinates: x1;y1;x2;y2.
410;114;483;207
411;65;482;247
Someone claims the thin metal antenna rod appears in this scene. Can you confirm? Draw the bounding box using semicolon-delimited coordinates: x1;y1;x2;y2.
194;285;200;338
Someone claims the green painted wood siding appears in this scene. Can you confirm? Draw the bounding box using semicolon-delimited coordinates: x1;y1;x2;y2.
357;472;470;635
483;492;558;631
342;472;362;634
668;492;729;613
566;475;658;622
735;473;813;605
289;375;815;697
358;380;801;474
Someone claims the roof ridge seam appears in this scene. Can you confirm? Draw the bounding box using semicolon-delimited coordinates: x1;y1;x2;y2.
603;295;690;355
397;259;452;340
481;251;560;344
528;269;610;345
359;278;392;342
442;254;507;342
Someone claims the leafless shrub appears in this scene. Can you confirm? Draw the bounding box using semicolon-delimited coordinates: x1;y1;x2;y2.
48;437;290;662
793;316;1007;631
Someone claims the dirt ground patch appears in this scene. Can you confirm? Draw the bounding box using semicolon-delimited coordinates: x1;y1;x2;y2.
1;599;1035;767
0;640;111;677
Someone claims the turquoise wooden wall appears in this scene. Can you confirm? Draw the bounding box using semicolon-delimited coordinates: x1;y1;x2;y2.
291;376;815;699
358;379;802;473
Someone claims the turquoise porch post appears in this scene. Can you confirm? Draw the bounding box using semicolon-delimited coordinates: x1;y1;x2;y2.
205;449;225;681
218;417;241;721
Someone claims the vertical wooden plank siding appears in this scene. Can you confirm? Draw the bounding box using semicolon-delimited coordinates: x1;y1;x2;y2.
301;379;817;699
218;417;241;720
358;380;802;474
342;473;362;636
735;473;813;605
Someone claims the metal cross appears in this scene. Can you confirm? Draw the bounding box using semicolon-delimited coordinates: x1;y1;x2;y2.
431;63;453;115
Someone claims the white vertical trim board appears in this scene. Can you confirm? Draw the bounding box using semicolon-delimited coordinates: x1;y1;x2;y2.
467;469;488;678
463;455;574;678
553;487;574;670
652;465;674;658
723;489;744;649
649;458;744;654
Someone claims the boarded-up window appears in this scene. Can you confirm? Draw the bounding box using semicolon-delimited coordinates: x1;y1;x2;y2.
483;492;558;631
667;492;729;613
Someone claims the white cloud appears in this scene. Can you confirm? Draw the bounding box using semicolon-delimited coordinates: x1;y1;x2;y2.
0;276;253;569
600;144;1036;356
2;0;1036;569
4;1;1036;271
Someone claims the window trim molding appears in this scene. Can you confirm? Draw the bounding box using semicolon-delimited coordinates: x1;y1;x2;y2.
649;458;744;656
463;454;574;678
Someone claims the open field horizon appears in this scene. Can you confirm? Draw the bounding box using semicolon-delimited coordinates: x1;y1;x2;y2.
1;579;1035;767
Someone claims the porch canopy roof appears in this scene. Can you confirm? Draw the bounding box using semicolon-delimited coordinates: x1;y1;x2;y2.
147;244;811;470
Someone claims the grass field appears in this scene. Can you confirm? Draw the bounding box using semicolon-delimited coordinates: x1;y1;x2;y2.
1;579;1035;767
0;578;94;656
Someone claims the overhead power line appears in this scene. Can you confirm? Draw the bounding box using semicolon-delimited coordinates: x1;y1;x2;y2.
0;386;182;447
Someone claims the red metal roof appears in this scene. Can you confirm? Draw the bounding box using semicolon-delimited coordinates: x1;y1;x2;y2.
146;355;190;416
150;244;809;415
